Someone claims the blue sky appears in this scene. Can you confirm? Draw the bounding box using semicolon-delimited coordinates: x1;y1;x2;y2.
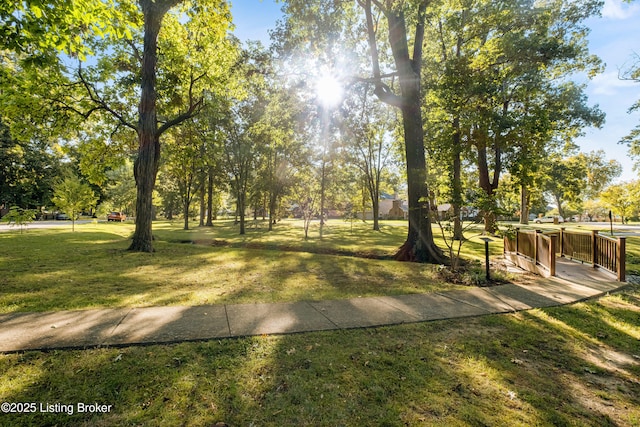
576;0;640;182
230;0;640;182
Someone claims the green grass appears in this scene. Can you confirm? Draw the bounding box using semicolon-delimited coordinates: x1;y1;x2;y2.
1;219;636;314
0;285;638;426
1;219;493;314
1;219;638;425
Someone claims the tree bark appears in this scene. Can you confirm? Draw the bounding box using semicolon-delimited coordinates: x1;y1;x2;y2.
129;1;166;252
183;195;190;230
371;196;380;231
198;176;205;227
268;190;277;231
452;117;463;240
206;166;214;226
476;133;501;234
519;185;529;224
363;0;445;263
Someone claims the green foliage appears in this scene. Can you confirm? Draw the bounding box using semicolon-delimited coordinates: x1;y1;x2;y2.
0;117;62;209
1;206;37;233
0;0;137;59
599;181;640;224
543;153;588;218
52;175;98;231
102;161;136;214
422;0;603;231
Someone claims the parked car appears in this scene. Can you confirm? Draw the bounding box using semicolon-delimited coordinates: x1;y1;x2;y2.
534;215;564;224
107;211;126;222
55;212;70;220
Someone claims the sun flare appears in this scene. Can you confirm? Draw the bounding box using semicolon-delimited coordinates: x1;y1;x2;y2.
315;73;343;108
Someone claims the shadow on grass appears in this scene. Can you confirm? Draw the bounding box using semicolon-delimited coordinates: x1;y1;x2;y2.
0;287;638;426
0;226;459;313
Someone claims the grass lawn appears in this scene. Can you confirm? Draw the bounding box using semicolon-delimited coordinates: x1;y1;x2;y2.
0;286;638;426
1;219;507;314
1;219;638;425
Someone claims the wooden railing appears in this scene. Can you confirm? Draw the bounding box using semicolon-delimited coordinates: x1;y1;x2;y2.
558;229;626;281
503;229;556;277
504;228;626;281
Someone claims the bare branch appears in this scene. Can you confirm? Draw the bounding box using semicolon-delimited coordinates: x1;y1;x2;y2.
77;64;139;133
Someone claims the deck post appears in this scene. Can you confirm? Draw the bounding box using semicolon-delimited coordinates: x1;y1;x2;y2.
560;227;565;257
515;227;519;255
591;230;598;268
535;229;541;265
549;234;556;276
618;237;626;282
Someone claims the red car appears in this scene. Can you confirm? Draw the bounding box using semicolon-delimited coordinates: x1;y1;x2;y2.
107;211;126;222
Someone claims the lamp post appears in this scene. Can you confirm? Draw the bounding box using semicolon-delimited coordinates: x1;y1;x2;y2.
479;237;493;281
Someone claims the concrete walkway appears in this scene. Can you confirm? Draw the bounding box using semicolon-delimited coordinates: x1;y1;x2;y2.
0;260;630;353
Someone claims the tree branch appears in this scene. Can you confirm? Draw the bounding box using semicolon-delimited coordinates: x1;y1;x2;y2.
156;72;206;137
77;64;139;133
125;39;142;64
412;1;428;73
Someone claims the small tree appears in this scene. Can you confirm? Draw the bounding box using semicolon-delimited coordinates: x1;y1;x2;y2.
2;207;37;233
52;176;98;231
599;182;640;225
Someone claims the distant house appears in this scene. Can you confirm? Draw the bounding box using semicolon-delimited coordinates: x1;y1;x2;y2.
363;193;409;220
387;199;408;220
436;204;479;221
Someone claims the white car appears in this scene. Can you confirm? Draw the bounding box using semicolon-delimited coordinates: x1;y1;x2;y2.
534;215;564;224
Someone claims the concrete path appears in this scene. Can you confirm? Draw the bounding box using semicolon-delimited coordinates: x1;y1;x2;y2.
1;258;630;353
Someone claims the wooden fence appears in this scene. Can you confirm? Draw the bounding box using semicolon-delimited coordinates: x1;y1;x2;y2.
504;228;626;281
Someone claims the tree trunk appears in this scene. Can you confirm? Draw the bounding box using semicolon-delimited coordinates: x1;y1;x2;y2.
554;193;564;220
365;2;444;263
198;178;205;227
389;21;445;263
206;167;214;226
394;94;444;262
238;195;245;235
452;117;463;240
372;197;380;231
183;198;190;230
477;142;499;234
519;185;529;224
268;191;277;231
129;2;164;252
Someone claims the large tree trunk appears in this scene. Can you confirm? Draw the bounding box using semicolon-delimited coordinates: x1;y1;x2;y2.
389;14;444;262
477;139;500;235
364;1;445;263
394;92;443;262
129;2;165;252
452;117;463;240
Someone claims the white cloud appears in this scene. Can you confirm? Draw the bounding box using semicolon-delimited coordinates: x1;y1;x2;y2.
590;71;638;95
602;0;640;20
